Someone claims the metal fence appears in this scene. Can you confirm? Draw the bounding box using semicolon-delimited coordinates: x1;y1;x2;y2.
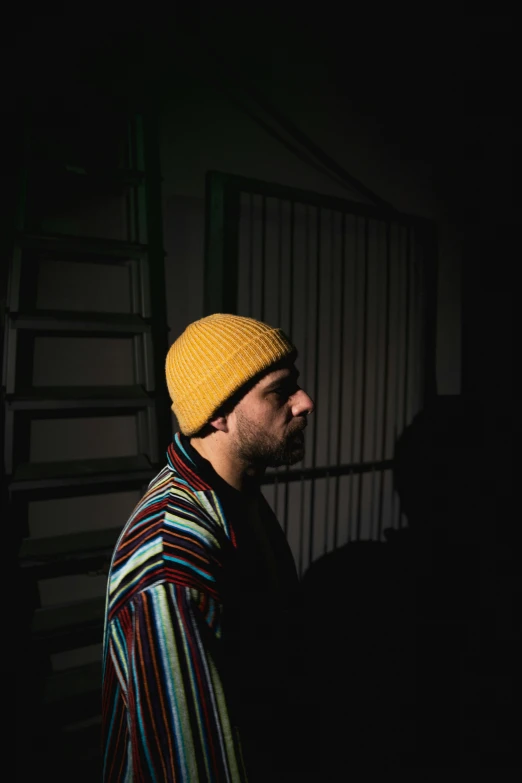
205;171;437;574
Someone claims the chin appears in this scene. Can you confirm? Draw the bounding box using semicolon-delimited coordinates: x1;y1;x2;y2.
267;449;304;468
285;447;305;466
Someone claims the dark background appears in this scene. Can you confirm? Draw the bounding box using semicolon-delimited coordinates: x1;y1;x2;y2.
3;4;517;778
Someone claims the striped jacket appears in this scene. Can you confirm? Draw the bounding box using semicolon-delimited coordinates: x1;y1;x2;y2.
102;433;301;782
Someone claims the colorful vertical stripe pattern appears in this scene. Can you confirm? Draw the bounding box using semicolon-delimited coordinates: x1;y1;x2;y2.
102;434;245;782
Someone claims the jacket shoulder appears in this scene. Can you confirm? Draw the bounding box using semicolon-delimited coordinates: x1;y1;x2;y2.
107;464;233;616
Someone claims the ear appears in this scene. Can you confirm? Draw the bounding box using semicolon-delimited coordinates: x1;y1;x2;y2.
208;414;229;433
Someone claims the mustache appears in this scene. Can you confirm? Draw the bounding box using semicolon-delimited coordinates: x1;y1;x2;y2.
289;419;308;435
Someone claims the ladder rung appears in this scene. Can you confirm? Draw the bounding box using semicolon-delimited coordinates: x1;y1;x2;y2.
10;454;156;491
21;551;111;581
7;385;154;410
17;232;149;260
10;311;151;333
19;528;119;579
20;527;122;559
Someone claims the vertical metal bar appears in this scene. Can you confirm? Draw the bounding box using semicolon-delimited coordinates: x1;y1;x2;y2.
129;255;145;393
308;207;322;568
402;228;412;434
333;211;346;549
298;205;310;577
3;408;14;474
273;474;279;520
248;193;254;316
128;260;139;314
13;124;36;409
260;195;267;320
298;475;305;576
283;200;295;536
377;221;392;539
323;210;336;556
2;311;17;395
355;218;370;541
412;236;422;417
393;226;403;528
347;216;359;541
5;327;19;395
139;258;151;319
277;199;283;325
422;223;438;404
137;332;152;390
411;240;420;420
370;223;382;539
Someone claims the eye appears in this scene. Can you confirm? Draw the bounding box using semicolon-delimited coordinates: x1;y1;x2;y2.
272;382;299;400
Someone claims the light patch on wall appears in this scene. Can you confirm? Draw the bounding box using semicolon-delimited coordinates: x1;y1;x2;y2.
33;336;135;386
28;490;140;538
36;258;132;314
30;415;138;462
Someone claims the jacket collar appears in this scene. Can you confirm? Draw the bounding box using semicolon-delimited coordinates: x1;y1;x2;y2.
166;433;212;492
167;433;259;507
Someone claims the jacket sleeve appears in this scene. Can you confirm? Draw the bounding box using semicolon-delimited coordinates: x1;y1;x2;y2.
103;582;246;782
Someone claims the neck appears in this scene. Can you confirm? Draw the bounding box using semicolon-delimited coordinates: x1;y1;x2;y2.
190;433;265;492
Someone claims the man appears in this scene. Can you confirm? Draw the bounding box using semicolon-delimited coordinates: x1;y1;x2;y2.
102;313;315;782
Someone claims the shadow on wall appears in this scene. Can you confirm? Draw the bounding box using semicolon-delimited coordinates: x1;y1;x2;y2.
302;395;516;775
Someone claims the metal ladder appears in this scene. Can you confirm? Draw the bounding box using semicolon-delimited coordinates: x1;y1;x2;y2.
5;105;171;779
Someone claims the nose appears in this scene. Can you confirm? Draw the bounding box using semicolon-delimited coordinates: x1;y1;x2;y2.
292;389;315;418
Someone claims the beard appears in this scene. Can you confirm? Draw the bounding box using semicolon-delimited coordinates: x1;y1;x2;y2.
234;410;306;468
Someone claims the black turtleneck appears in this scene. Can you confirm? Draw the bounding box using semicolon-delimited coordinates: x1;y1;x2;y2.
180;435;307;782
180;434;300;601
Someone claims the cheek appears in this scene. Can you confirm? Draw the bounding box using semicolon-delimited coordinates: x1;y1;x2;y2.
237;400;288;432
255;411;282;435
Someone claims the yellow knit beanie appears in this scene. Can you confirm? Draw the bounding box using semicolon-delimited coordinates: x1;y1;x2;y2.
165;313;296;435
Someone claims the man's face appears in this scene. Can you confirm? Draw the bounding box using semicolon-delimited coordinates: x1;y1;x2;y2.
229;363;315;468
